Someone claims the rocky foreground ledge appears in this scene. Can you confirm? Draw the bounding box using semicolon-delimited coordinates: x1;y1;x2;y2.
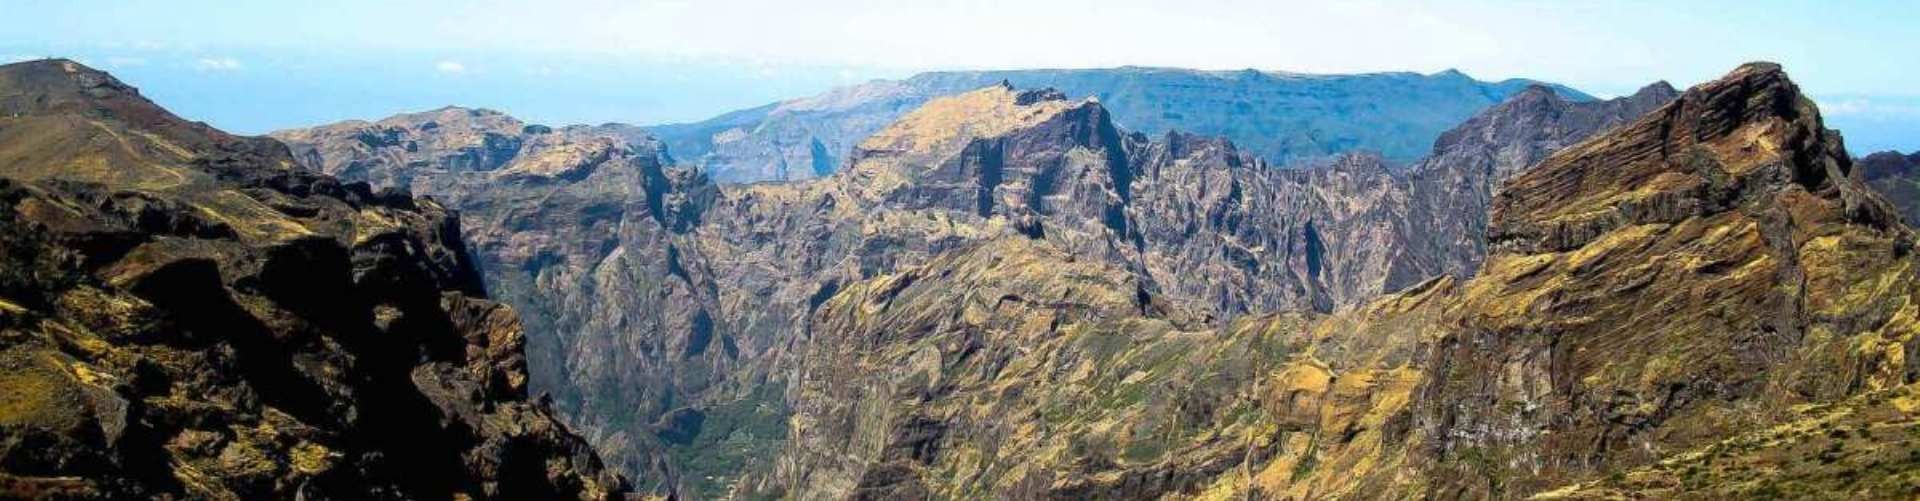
0;59;629;499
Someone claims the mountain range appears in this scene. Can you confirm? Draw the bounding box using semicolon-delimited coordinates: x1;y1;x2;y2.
272;60;1832;499
6;56;1920;500
646;67;1591;183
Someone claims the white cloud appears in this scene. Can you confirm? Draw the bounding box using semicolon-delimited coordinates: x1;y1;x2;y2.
1818;97;1920;119
435;60;467;74
193;57;242;71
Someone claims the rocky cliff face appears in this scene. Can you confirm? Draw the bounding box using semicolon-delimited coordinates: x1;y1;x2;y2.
276;73;1669;497
273;107;695;494
0;59;626;499
1387;81;1681;285
1414;61;1913;497
775;63;1920;499
649;67;1591;182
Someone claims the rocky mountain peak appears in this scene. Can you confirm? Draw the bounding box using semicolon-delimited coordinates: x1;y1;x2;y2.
1486;61;1890;254
1512;82;1562;100
852;84;1088;161
0;58;141;110
1419;76;1674;184
1629;80;1680;102
843;83;1129;219
1428;84;1574;154
1860;150;1920;180
1;59;271;164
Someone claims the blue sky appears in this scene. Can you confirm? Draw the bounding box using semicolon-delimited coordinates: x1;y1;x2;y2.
2;0;1915;152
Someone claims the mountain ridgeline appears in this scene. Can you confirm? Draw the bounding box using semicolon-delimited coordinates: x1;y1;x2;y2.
647;67;1593;183
8;56;1916;500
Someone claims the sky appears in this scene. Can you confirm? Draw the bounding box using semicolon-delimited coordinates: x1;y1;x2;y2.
2;0;1915;152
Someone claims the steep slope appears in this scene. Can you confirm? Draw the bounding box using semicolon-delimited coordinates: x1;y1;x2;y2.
1288;62;1920;497
277;76;1666;496
776;63;1920;499
650;67;1591;182
1424;62;1911;495
273;106;695;494
0;59;626;499
1386;81;1681;285
777;236;1298;499
1858;150;1920;225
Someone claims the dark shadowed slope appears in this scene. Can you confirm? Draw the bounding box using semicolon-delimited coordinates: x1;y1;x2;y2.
1858;150;1920;225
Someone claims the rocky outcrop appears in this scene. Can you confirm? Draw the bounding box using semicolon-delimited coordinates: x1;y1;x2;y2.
1427;62;1913;496
0;59;625;499
273;107;695;494
1295;62;1920;497
650;67;1591;182
1385;81;1681;286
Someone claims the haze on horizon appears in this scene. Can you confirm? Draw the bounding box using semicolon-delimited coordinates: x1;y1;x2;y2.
3;0;1915;153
